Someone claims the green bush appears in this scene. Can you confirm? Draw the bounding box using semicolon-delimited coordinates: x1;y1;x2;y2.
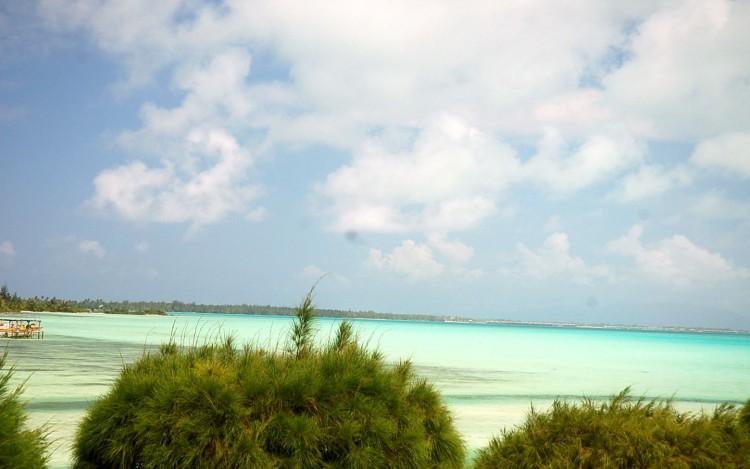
473;388;750;469
0;350;50;469
72;290;465;468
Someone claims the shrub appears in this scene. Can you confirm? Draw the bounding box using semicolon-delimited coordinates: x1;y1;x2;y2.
473;388;750;469
0;350;50;469
72;290;465;468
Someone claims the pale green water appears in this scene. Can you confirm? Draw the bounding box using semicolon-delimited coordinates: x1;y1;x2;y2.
4;312;750;468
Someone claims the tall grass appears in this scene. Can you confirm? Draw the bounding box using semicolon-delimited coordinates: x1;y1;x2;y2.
473;388;750;468
72;291;465;468
0;350;50;469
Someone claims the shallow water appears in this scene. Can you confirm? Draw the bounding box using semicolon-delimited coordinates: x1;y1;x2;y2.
4;312;750;468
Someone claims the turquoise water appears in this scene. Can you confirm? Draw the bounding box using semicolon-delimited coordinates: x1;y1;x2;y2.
4;312;750;468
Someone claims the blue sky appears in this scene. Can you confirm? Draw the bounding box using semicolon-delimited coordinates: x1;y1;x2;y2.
1;0;749;329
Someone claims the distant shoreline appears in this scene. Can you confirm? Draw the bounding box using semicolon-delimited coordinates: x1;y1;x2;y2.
20;310;749;335
3;284;746;334
458;318;750;335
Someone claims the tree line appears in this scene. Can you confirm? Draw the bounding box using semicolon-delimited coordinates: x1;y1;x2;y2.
0;284;79;313
0;284;461;322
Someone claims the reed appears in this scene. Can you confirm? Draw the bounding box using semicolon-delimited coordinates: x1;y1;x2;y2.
0;350;50;469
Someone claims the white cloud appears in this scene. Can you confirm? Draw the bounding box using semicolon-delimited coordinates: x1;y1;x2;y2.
516;232;607;284
426;233;474;265
367;240;444;281
690;133;750;178
606;225;748;287
532;90;613;133
608;164;692;202
90;130;263;228
0;241;16;257
78;240;106;259
39;0;235;90
71;45;265;229
134;242;149;253
38;2;643;178
523;127;644;193
233;1;624;135
117;48;255;150
38;0;750;241
603;0;750;139
39;0;749;145
319;115;519;233
366;234;482;282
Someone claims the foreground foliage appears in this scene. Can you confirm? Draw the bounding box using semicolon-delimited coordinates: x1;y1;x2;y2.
0;283;81;313
72;290;465;468
474;388;750;469
0;351;49;469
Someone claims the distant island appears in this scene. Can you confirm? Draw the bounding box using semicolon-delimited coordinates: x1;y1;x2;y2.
66;298;454;322
1;283;747;334
0;283;454;321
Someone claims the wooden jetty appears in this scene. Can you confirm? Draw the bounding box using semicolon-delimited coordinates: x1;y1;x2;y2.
0;318;43;339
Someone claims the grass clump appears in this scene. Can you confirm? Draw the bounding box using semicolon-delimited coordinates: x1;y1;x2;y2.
0;350;50;469
72;289;465;468
473;388;750;469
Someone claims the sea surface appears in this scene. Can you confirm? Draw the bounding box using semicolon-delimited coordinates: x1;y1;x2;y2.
4;312;750;468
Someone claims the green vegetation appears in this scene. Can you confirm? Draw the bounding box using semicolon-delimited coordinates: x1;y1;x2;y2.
72;289;465;468
70;298;459;321
0;284;165;315
0;283;82;313
98;308;167;316
0;282;458;320
0;350;50;469
473;388;750;469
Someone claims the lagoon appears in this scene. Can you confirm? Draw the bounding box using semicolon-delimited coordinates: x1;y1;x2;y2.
5;312;750;468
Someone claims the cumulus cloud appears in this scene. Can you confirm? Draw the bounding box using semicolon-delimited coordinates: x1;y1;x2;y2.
117;48;255;150
78;240;106;259
0;241;16;257
532;90;613;133
68;44;266;229
603;0;750;139
608;164;692;202
426;233;474;265
39;0;238;90
38;0;749;139
523;127;644;193
690;133;750;178
365;234;482;282
319;115;519;233
37;0;750;243
606;225;748;287
367;240;444;281
90;130;263;228
516;232;608;284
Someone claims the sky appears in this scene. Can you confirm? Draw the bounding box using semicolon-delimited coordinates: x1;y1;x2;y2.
1;0;749;329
